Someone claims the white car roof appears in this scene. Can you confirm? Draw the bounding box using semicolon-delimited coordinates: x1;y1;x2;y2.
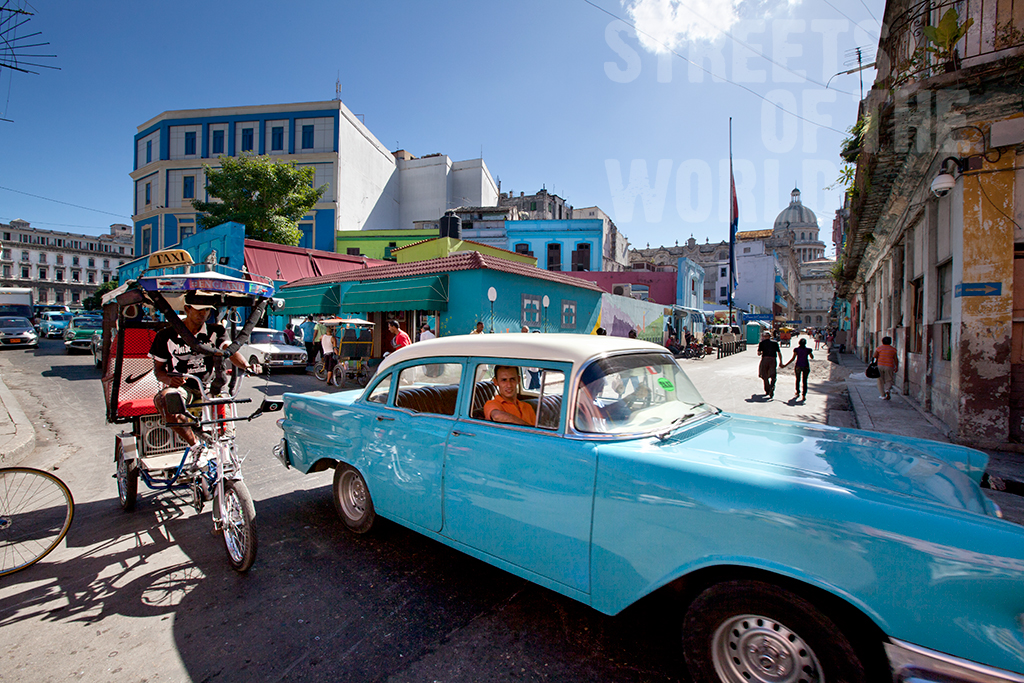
375;333;668;376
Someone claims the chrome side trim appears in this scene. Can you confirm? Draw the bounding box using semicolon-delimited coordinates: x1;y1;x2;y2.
887;639;1024;683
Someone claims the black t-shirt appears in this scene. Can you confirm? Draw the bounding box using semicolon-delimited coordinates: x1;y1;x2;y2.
149;322;226;378
758;339;781;360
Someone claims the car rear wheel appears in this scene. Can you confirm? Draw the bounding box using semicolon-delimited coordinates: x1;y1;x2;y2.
333;464;375;534
681;580;870;683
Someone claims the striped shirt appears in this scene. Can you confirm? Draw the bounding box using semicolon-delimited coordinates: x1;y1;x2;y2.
874;344;897;369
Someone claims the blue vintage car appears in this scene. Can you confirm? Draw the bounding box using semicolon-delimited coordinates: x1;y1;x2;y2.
274;334;1024;683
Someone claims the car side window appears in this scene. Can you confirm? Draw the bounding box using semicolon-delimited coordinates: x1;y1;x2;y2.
366;373;392;404
394;363;462;416
471;363;565;430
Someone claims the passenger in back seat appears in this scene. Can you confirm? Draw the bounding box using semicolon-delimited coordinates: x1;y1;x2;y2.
483;366;536;427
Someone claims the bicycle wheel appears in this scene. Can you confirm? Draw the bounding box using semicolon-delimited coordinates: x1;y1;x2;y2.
220;479;257;572
314;361;327;381
115;440;138;512
0;468;74;577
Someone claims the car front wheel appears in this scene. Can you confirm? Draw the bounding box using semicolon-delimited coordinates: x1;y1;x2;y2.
681;580;872;683
333;464;375;534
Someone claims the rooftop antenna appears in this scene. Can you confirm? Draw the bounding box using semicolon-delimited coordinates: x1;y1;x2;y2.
334;72;341;101
0;3;60;123
826;46;876;100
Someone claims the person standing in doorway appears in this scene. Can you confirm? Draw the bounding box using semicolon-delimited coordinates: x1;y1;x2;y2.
783;338;814;400
300;315;317;366
757;331;784;399
874;336;899;400
419;322;435;341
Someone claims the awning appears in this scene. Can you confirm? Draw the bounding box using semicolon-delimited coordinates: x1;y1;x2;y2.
341;275;448;313
278;283;343;317
244;245;317;282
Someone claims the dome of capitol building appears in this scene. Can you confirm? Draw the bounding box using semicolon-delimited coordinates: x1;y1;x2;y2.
773;187;825;262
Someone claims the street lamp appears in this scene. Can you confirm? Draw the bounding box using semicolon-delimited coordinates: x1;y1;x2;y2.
542;295;550;333
487;287;497;333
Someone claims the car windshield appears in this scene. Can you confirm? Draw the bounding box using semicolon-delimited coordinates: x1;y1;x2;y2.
72;318;102;329
0;317;32;330
250;331;287;345
574;352;711;435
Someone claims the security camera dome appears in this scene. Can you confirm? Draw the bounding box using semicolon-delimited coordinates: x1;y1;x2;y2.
931;172;956;198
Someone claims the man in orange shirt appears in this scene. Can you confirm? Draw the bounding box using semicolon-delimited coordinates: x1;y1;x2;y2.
873;335;899;400
484;365;536;426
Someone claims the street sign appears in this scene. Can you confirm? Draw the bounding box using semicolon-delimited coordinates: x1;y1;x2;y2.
955;282;1002;297
744;314;773;321
787;320;802;325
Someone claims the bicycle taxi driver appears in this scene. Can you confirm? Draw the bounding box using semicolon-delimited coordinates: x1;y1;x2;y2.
150;298;257;449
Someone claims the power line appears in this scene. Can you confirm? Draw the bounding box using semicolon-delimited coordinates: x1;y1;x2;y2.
584;0;848;135
820;0;879;40
0;184;130;219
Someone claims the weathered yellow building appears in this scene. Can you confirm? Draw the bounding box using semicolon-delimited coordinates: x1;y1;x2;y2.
838;0;1024;444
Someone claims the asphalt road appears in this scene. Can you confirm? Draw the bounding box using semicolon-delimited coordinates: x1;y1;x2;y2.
5;340;803;682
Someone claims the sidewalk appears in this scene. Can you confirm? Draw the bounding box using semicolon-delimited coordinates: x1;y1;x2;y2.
834;350;1024;523
0;358;35;463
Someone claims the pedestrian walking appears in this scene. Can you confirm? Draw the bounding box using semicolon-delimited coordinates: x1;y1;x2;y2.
782;338;813;400
419;323;435;341
389;320;411;351
873;336;899;400
757;331;783;399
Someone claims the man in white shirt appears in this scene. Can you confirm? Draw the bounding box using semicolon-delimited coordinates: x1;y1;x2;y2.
419;323;435;341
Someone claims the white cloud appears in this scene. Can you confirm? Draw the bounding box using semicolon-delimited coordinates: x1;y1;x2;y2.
623;0;801;53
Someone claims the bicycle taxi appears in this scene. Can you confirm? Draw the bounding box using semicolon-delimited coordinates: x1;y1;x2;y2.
314;317;378;387
99;249;282;572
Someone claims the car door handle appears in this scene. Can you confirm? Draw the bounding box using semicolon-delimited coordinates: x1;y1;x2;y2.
376;416;395;422
451;430;474;437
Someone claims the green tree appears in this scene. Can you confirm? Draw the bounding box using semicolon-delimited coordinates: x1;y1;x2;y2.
192;154;326;246
82;280;119;311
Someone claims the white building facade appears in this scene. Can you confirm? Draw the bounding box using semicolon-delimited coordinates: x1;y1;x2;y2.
131;102;497;257
0;220;134;306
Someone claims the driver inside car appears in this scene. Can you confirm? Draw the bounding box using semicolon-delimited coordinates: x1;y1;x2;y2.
576;366;652;432
150;300;257;449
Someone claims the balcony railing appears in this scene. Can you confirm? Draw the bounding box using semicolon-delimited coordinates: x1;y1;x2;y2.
879;0;1023;88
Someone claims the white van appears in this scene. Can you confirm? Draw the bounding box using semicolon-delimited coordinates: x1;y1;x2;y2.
706;324;741;346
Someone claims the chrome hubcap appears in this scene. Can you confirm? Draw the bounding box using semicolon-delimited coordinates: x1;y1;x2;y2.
711;614;821;683
342;472;366;520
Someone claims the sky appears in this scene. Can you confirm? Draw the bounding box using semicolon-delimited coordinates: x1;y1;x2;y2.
0;0;885;256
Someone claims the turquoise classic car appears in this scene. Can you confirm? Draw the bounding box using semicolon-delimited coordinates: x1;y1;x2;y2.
63;315;102;353
274;334;1024;683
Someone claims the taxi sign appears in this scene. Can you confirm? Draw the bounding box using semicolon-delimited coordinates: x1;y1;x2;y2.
147;249;194;270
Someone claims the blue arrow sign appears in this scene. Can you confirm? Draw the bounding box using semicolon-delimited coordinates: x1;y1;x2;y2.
955;282;1002;297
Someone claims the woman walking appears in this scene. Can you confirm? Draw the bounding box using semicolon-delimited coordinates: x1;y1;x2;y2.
783;338;814;400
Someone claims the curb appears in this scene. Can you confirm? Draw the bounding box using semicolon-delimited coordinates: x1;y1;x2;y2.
0;372;35;464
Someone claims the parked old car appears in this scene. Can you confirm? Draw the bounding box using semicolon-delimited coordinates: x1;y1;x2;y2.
63;316;103;353
0;316;39;348
274;334;1024;683
238;327;306;372
38;311;73;338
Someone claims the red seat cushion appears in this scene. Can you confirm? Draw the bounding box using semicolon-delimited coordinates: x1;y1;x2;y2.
118;398;157;417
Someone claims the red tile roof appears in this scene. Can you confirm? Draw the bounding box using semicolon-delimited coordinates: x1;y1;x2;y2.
281;251;604;292
243;239;390;282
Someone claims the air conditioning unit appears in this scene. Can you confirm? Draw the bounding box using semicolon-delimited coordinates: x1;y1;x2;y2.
612;283;632;297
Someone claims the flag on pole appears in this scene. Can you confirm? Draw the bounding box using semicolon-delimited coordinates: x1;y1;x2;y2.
728;156;739;293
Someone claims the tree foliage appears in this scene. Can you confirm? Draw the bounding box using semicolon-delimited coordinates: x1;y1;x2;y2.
82;280;119;311
193;155;326;246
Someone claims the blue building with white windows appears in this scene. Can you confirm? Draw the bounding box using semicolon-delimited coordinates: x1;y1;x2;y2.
130;100;497;259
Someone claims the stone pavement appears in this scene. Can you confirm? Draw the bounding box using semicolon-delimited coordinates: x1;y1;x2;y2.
0;358;35;464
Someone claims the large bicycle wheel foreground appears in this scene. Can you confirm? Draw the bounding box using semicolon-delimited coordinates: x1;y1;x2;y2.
0;467;75;577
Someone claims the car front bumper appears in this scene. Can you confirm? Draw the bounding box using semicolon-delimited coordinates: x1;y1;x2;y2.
887;639;1024;683
265;354;307;368
0;335;37;347
65;338;92;350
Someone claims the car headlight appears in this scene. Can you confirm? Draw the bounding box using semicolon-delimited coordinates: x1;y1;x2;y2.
299;353;307;362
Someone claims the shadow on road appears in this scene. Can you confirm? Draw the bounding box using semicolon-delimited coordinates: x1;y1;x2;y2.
0;486;690;682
